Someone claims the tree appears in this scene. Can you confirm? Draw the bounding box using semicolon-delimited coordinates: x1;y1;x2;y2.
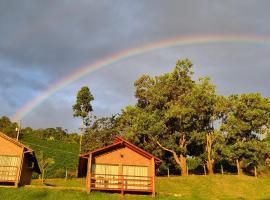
73;86;94;152
37;151;55;183
72;86;94;126
220;93;270;175
117;59;220;176
0;116;18;138
82;116;119;152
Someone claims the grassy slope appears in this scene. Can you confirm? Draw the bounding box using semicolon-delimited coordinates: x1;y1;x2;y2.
1;175;270;200
20;134;79;177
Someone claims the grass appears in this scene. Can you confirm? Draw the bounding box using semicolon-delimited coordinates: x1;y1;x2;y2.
1;175;270;200
20;134;79;178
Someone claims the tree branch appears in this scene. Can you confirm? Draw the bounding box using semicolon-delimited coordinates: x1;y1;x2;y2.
156;140;181;165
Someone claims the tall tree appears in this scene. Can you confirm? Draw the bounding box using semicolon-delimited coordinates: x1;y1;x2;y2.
117;59;220;176
73;86;94;152
73;86;94;126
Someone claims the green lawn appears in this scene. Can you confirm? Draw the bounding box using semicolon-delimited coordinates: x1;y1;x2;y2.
1;175;270;200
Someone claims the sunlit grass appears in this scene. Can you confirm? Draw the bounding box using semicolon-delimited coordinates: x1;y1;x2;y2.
1;175;270;200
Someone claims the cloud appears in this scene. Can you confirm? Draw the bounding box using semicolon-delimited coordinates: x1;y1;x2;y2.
0;0;270;131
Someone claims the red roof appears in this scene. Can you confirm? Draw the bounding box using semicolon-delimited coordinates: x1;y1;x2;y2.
80;136;162;164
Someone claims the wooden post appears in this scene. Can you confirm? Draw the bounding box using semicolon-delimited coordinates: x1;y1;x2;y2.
151;157;155;197
118;163;124;195
86;153;92;194
203;164;206;175
167;167;170;177
121;174;124;196
65;169;68;181
254;166;257;178
221;164;224;175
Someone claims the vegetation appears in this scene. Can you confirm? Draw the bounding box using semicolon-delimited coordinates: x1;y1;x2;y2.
81;116;119;152
115;59;270;176
0;58;270;180
72;86;94;153
20;133;79;178
0;176;270;199
72;86;94;127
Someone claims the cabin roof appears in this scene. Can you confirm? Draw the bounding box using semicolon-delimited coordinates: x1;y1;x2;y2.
0;131;33;152
0;131;41;173
80;136;162;164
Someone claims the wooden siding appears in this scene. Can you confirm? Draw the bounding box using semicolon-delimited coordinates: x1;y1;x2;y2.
0;137;22;156
94;147;151;166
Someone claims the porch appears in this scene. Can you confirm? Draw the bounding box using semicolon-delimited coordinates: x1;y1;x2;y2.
90;174;153;194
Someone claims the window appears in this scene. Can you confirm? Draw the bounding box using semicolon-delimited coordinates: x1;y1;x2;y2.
123;165;149;190
92;164;119;189
0;155;20;181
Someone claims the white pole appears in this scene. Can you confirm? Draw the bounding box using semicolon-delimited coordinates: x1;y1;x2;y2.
16;120;21;141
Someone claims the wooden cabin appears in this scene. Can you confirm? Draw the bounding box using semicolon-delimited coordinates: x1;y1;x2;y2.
0;131;40;187
78;136;161;196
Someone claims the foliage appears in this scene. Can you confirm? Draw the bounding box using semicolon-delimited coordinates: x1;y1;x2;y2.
219;93;270;174
116;59;221;175
21;126;80;143
72;86;94;126
115;59;270;176
37;151;55;182
21;132;79;178
186;157;202;171
0;116;18;138
82;116;119;152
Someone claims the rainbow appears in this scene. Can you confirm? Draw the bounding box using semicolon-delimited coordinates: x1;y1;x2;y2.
12;35;270;121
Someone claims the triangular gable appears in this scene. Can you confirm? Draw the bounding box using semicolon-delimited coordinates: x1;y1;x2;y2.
0;131;41;173
80;136;162;164
0;131;32;152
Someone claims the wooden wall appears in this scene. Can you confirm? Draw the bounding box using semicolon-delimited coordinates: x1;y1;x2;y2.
94;147;151;166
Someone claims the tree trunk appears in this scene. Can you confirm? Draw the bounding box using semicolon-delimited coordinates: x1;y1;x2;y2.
42;169;45;183
254;166;257;178
236;159;243;175
179;154;187;176
206;133;214;175
203;164;207;175
156;136;187;176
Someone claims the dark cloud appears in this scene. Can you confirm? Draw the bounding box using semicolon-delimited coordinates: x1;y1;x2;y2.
0;0;270;131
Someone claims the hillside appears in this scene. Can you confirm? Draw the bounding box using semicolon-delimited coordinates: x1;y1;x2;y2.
20;133;80;178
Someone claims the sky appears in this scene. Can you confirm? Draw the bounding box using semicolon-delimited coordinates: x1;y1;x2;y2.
0;0;270;132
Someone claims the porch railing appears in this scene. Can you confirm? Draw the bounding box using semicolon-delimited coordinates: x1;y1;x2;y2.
91;174;153;193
